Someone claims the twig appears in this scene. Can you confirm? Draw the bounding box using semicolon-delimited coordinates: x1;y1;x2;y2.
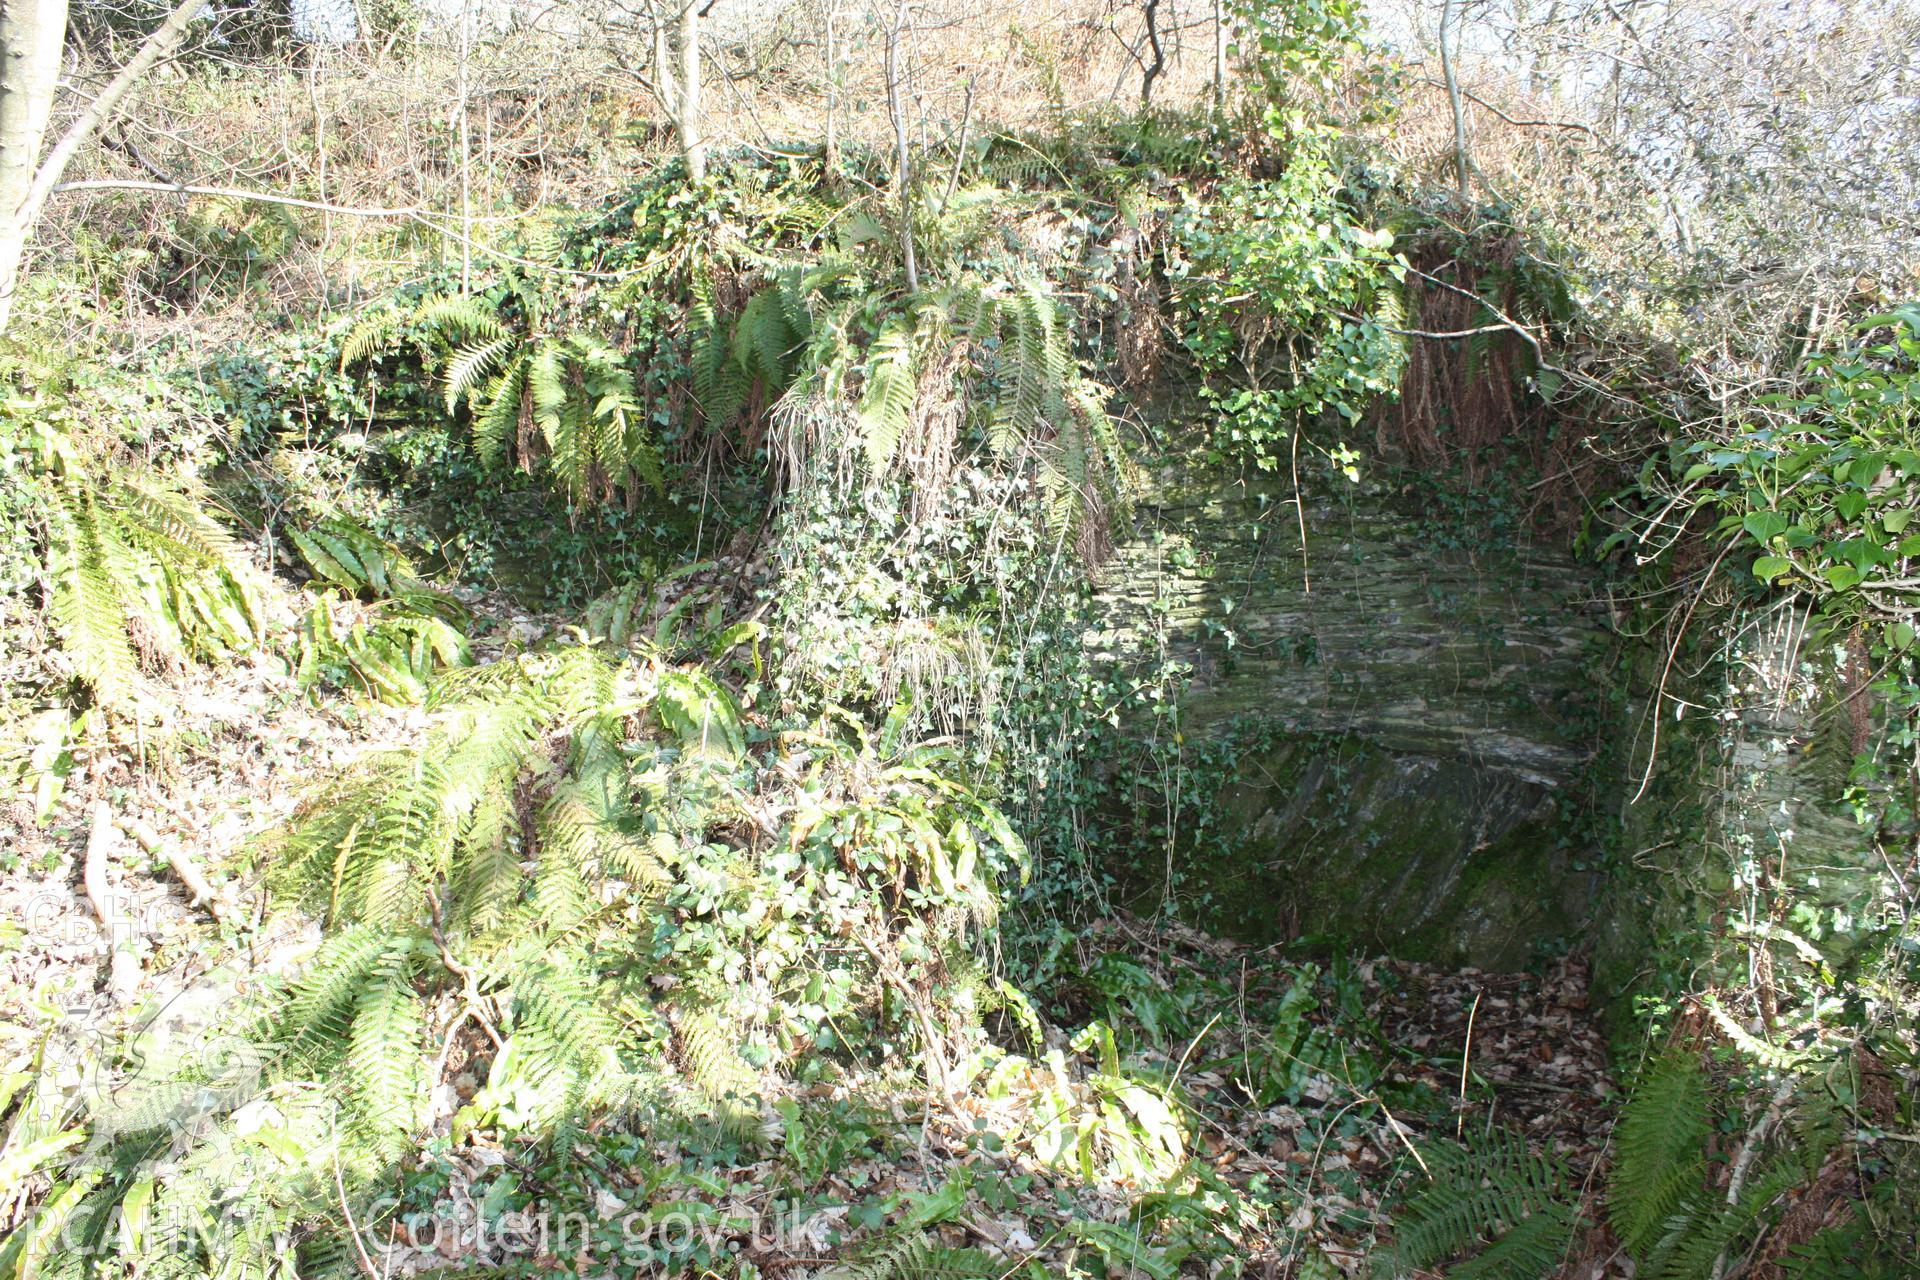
1456;989;1482;1140
1420;80;1596;134
427;897;477;992
1710;1078;1796;1280
1336;310;1531;341
1290;428;1310;594
1631;537;1737;804
49;179;636;280
1374;1094;1431;1176
13;0;208;256
83;800;117;931
430;1005;475;1093
940;77;975;211
1403;264;1646;414
102;125;177;184
1403;267;1550;367
1438;0;1473;201
333;1118;382;1278
123;816;225;921
54;177;430;219
1139;0;1166;105
853;925;959;1112
883;0;920;292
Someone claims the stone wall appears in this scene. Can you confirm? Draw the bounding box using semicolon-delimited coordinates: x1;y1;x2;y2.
1091;449;1889;992
1091;451;1609;967
1591;604;1884;1035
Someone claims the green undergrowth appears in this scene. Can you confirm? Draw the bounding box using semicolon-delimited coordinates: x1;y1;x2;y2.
4;12;1916;1267
0;96;1445;1277
1;627;1484;1279
354;923;1463;1280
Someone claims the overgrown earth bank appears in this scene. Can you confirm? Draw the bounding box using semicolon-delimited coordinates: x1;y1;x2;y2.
2;3;1918;1278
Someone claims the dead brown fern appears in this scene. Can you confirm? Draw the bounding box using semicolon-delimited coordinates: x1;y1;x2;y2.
1111;222;1167;393
903;339;968;522
1371;232;1627;536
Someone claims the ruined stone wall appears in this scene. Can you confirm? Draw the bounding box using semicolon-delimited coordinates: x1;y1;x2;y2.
1090;450;1609;967
1592;604;1883;1035
1092;449;1888;995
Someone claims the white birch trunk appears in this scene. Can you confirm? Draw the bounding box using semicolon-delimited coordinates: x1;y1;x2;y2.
0;0;70;330
0;0;203;332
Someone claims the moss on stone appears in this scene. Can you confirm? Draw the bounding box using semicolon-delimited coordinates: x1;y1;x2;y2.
1096;446;1606;971
1138;727;1589;969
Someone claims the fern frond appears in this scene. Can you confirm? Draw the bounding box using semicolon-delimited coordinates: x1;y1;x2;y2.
1448;1201;1578;1280
336;753;455;924
411;292;510;343
448;780;523;937
678;1007;758;1108
1609;1052;1711;1257
473;361;528;472
339;317;394;371
820;1231;997;1280
736;286;799;389
443;335;516;410
287;524;369;592
690;272;749;426
1641;1161;1800;1280
339;614;472;704
274;925;390;1068
110;477;245;568
506;960;624;1131
857;320;919;474
346;945;425;1156
1383;1128;1571;1277
48;491;137;707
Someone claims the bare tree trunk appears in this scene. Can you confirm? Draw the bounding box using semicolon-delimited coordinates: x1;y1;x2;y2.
0;0;203;332
0;0;71;331
883;0;916;291
1438;0;1471;202
677;0;705;181
1211;0;1226;115
1140;0;1165;107
823;0;838;172
455;0;472;288
643;1;705;183
652;15;676;117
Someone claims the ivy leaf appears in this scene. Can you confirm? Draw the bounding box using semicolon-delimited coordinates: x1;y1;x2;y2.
1752;556;1794;582
1888;621;1916;651
1835;491;1868;522
1846;453;1886;484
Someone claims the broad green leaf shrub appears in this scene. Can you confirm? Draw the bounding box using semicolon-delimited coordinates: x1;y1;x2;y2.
1590;305;1920;1278
1165;164;1407;477
1610;303;1920;1041
1671;306;1919;648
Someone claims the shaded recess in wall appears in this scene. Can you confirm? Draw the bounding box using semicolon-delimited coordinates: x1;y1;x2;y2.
1090;446;1608;968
